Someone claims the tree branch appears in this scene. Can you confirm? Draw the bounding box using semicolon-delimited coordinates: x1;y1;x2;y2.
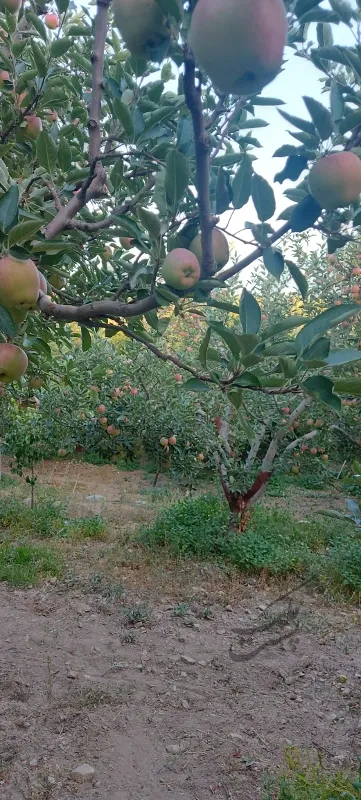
88;0;110;162
184;47;215;277
215;222;291;282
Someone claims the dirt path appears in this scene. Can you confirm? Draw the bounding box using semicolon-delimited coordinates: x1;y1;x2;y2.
1;582;361;800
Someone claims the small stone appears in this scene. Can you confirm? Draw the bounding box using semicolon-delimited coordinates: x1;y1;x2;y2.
67;671;78;680
341;687;351;697
217;628;226;636
178;636;186;643
166;744;181;755
198;660;207;667
338;674;348;684
181;671;187;678
70;764;95;783
15;718;30;728
295;696;303;703
29;759;38;767
47;776;56;786
226;605;233;613
181;655;196;665
284;676;294;686
229;733;243;740
181;699;189;710
258;603;267;611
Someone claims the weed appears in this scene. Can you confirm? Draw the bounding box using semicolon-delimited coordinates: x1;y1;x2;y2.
173;602;189;617
103;581;125;601
0;496;65;538
0;474;16;487
141;494;361;600
262;754;361;799
123;603;150;626
0;541;62;586
66;515;108;540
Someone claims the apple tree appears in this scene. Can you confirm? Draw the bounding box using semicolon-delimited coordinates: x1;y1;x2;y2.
1;0;361;524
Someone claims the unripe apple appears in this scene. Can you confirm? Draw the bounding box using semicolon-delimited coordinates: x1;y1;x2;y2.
0;343;28;384
57;448;67;458
112;0;181;61
189;0;286;96
23;115;42;141
306;418;314;427
281;407;290;414
314;419;324;428
168;435;177;446
119;237;134;249
107;424;116;435
44;12;60;29
97;404;106;414
49;273;65;290
30;376;43;389
99;417;108;426
102;246;113;260
160;436;169;447
0;70;10;87
130;387;138;395
301;445;308;453
112;387;121;399
322;454;329;462
0;256;40;312
291;465;300;474
310;447;318;455
174;373;182;382
1;0;22;12
197;452;205;461
90;385;99;393
162;248;200;291
189;228;229;269
308;152;361;211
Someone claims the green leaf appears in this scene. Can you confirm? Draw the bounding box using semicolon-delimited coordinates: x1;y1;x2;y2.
239;289;261;335
251;173;275;222
286;260;308;300
279;357;298;379
207;299;239;314
8;219;42;247
238;410;255;443
227;387;243;411
165;149;190;204
238;334;260;355
81;326;91;352
0;304;16;337
334;379;361;396
289;194;321;232
182;378;211;392
216;167;231;214
295;304;361;355
209;321;240;359
338;108;361;135
302;336;330;361
113;97;135;138
278;107;317;135
137;206;161;239
58;137;72;172
36;131;57;173
326;348;361;366
25;11;47;41
0;184;19;232
330;80;344;123
237;118;269;129
303;375;341;413
199;328;211;368
261;316;308;341
30;40;47;78
263;247;284;280
232;154;253;209
232;371;261;387
155;285;180;305
50;39;73;58
56;0;69;12
303;96;334;140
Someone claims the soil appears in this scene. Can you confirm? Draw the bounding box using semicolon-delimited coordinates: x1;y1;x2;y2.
0;460;360;800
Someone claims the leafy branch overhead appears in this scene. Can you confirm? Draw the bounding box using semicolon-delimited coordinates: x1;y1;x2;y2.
2;0;361;412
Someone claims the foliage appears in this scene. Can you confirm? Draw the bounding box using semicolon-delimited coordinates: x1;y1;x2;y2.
263;757;361;800
0;541;62;586
142;495;361;598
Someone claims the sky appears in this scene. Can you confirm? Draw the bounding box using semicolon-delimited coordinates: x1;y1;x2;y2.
223;2;356;266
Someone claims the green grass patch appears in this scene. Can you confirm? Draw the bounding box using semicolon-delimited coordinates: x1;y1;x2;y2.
65;515;108;541
141;494;361;598
263;756;361;799
0;496;66;537
0;541;62;586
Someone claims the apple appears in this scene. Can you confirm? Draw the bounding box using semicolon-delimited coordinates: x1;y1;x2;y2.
322;454;329;461
107;424;116;435
174;373;182;382
0;343;28;384
23;115;43;141
168;435;177;446
120;237;134;249
38;271;48;293
99;417;108;426
281;407;290;414
161;248;200;291
49;273;66;290
130;387;138;396
57;448;67;458
90;385;100;392
314;419;324;428
353;267;361;276
291;465;300;474
0;70;10;87
306;418;314;427
310;447;318;455
197;453;205;461
44;12;60;29
301;445;308;452
0;255;40;313
97;404;106;414
30;376;43;389
160;436;169;447
112;387;121;399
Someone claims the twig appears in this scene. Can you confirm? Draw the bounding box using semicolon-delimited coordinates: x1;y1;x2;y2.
210;98;245;164
215;222;291;282
183;47;215;277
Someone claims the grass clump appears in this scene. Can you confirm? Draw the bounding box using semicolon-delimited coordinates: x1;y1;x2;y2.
66;515;108;541
263;754;361;799
0;496;65;538
0;541;62;586
141;494;361;598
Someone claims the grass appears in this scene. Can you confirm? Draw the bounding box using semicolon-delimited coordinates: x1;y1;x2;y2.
65;515;108;540
0;541;62;586
141;493;361;599
262;754;361;799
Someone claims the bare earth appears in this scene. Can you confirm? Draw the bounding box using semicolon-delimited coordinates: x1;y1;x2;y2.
0;461;360;800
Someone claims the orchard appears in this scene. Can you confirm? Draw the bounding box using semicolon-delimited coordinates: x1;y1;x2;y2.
2;1;361;795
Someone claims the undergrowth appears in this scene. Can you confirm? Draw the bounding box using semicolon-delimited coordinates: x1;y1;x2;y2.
0;542;62;586
141;494;361;599
262;753;361;799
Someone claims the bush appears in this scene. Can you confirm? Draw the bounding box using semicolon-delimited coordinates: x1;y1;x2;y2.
140;494;230;557
263;757;361;799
